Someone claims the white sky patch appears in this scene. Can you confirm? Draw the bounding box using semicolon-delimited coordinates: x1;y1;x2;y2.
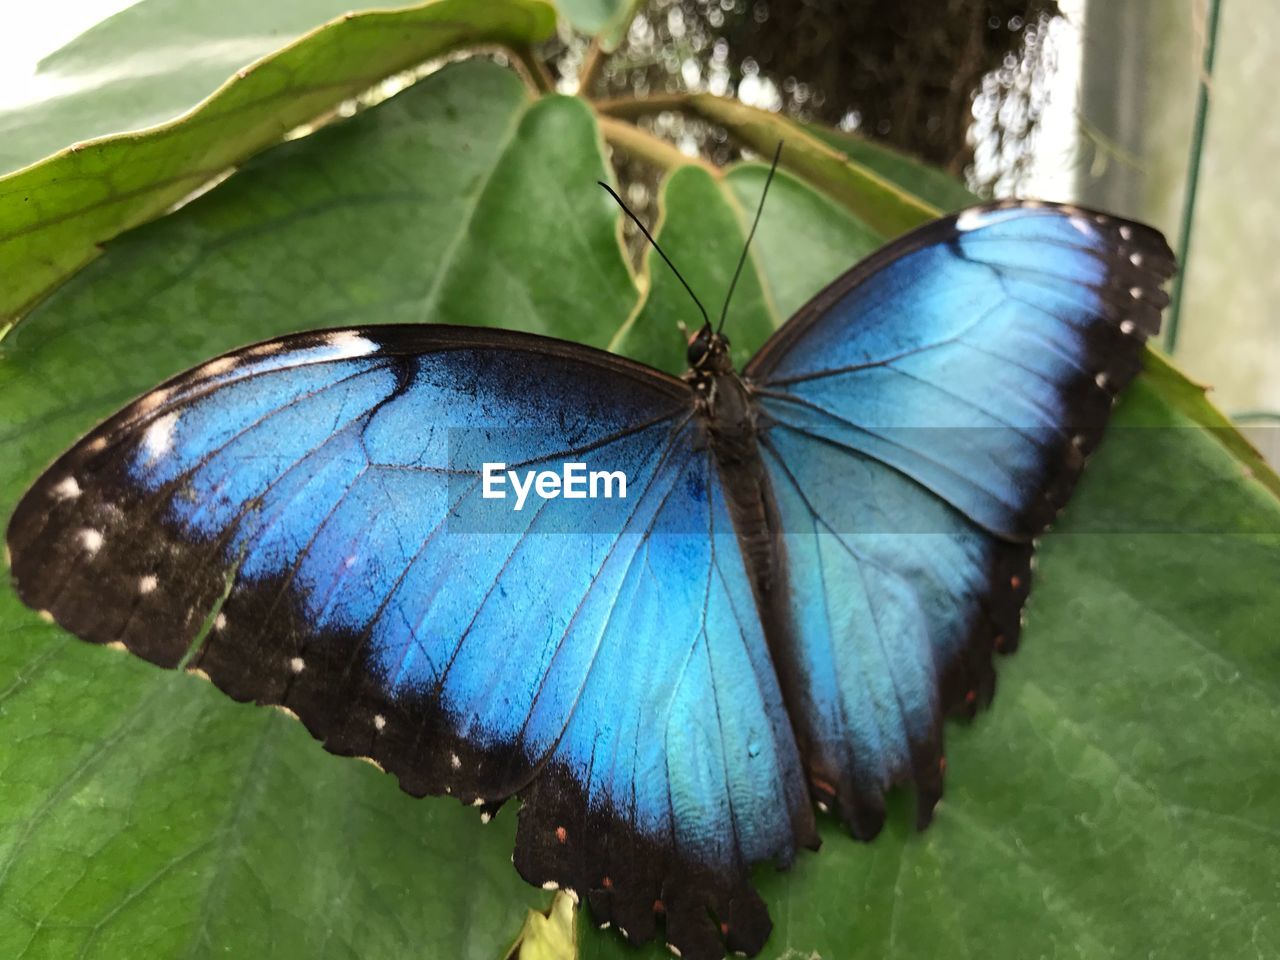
142;411;178;459
0;0;140;111
1023;0;1086;200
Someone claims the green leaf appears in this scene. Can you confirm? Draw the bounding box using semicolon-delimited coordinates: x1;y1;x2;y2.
612;162;880;374
0;0;556;330
0;59;634;959
3;32;1278;960
554;0;638;43
511;892;578;960
585;113;1280;960
0;0;406;176
604;94;936;239
802;121;981;213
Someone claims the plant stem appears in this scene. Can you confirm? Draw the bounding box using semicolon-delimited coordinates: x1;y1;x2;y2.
595;94;693;119
1165;0;1223;354
579;38;606;95
512;44;555;94
595;115;715;174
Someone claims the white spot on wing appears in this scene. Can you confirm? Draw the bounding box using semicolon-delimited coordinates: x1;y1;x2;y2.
143;412;178;459
667;944;683;957
541;881;559;891
138;574;158;594
53;476;81;500
1120;319;1137;335
955;208;992;232
245;341;287;358
479;811;492;824
373;714;386;731
133;389;171;416
289;656;305;674
1119;225;1134;241
214;612;227;631
450;752;461;770
198;356;238;378
321;330;378;360
78;528;104;555
1069;216;1096;238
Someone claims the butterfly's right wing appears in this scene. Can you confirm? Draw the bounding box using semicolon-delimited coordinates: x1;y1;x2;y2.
745;203;1175;836
7;325;813;960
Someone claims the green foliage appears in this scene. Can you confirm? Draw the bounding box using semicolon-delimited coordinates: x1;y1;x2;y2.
1;4;1277;960
0;0;556;328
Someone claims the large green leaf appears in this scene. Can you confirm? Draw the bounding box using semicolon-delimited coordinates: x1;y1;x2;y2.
0;59;635;959
2;24;1278;960
0;0;556;331
589;136;1280;960
582;379;1280;959
0;0;410;176
599;94;939;237
802;121;980;213
612;162;880;374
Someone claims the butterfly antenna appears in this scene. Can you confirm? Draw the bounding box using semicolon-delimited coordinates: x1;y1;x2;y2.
717;141;783;334
598;181;710;330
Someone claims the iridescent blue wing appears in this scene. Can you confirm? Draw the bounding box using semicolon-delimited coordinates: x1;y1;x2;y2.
745;202;1175;835
7;326;814;960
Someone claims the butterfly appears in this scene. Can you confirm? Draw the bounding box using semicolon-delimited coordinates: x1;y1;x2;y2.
6;186;1173;959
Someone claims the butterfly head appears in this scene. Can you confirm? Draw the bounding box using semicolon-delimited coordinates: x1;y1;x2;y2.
686;324;733;375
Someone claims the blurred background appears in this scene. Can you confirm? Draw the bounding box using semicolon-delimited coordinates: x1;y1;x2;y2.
2;0;1274;457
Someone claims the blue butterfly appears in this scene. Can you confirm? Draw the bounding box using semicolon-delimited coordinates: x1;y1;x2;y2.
6;194;1173;959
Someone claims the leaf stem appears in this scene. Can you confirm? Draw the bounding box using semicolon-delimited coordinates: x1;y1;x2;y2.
595;115;715;174
1164;0;1223;354
512;44;555;94
579;38;606;95
594;93;693;118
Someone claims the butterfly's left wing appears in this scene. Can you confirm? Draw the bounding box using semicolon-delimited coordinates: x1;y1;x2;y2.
7;325;814;960
744;202;1175;836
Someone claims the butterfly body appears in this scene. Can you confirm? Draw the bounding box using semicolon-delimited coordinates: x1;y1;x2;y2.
7;201;1176;960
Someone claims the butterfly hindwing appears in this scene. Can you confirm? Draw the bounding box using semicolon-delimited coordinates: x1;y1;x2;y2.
6;325;814;960
747;202;1174;834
